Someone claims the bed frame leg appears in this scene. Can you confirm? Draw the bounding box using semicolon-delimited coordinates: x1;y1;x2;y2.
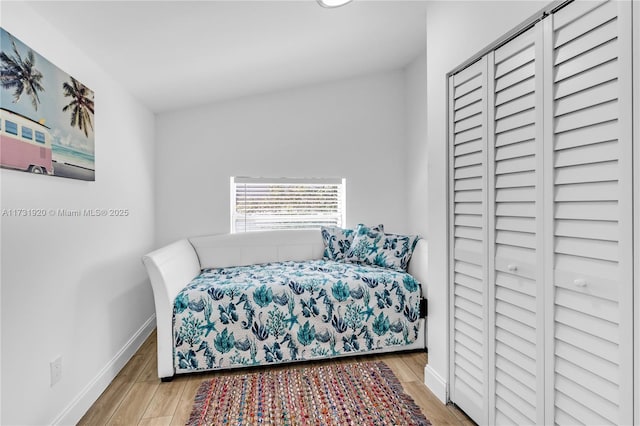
160;376;174;383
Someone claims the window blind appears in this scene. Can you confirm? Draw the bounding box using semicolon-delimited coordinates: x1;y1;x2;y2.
231;177;346;233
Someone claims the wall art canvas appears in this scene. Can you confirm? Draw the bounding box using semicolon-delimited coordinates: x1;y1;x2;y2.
0;27;95;181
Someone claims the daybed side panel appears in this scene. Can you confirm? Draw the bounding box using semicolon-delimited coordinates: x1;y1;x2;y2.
142;239;200;379
408;238;428;298
408;239;428;347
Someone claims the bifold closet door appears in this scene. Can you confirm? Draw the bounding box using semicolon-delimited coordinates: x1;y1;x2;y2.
544;1;634;424
448;57;488;424
449;2;635;424
487;22;544;426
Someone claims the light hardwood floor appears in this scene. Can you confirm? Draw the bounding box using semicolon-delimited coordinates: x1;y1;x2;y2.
79;330;474;425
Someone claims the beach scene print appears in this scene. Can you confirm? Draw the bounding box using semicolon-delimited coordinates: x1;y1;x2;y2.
0;27;95;181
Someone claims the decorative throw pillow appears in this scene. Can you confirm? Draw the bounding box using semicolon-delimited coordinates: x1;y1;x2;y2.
321;224;383;261
344;224;419;271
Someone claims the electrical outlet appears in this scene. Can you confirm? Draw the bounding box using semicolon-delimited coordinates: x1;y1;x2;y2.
50;356;62;386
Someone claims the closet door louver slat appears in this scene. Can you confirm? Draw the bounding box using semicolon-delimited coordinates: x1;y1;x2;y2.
546;1;633;424
449;57;488;424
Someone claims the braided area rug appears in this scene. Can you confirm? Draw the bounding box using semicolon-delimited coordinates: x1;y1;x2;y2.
187;361;431;426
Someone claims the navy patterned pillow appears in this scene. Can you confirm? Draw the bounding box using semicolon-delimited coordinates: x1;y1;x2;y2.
321;224;384;261
344;224;419;272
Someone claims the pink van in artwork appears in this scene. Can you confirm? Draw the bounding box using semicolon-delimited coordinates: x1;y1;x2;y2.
0;107;53;175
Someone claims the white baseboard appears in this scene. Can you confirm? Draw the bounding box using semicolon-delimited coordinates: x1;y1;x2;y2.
424;363;448;403
51;314;156;425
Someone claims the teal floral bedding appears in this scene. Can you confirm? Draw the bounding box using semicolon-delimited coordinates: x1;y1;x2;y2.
173;260;422;373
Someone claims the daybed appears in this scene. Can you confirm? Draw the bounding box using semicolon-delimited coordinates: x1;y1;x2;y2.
142;227;428;380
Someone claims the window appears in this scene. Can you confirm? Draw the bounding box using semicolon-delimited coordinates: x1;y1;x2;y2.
5;120;17;135
35;131;45;144
22;126;33;140
231;177;346;233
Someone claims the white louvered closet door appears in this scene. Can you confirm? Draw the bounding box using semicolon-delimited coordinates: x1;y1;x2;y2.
487;22;544;426
448;57;488;425
544;1;634;425
449;1;635;423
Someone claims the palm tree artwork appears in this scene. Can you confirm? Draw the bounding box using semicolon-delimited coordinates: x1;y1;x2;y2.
0;27;96;181
0;37;45;111
62;77;94;137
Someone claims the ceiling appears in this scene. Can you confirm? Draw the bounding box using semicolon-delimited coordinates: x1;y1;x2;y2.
26;0;428;113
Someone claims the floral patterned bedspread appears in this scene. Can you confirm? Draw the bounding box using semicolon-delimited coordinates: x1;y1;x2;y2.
173;260;422;372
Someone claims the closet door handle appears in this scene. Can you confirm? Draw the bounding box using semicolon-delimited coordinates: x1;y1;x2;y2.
507;264;518;272
574;278;587;288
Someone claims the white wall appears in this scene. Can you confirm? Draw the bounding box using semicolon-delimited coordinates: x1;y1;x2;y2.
0;3;156;425
155;70;410;246
411;0;547;402
405;51;427;238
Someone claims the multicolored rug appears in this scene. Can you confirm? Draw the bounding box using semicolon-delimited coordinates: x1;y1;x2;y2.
187;361;431;425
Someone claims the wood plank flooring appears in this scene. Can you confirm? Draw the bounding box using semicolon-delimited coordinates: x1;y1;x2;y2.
79;330;474;425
